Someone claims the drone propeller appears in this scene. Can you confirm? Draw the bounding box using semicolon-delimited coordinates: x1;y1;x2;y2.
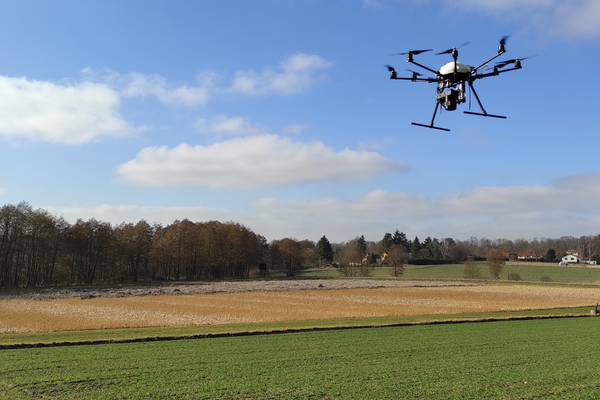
496;56;536;69
384;65;398;79
405;69;422;76
498;35;510;53
435;41;471;55
393;49;432;56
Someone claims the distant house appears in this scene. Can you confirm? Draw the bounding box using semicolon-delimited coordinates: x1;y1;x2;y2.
560;254;580;265
517;252;542;261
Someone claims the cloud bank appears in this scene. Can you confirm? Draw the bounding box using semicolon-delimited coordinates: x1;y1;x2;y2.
49;173;600;242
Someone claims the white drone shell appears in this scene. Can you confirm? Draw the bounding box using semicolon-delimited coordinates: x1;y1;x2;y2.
439;61;472;77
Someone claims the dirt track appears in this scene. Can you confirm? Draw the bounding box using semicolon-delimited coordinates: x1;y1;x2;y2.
0;279;476;300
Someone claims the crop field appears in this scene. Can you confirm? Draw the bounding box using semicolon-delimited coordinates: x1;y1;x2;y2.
3;283;600;334
300;263;600;283
2;317;600;399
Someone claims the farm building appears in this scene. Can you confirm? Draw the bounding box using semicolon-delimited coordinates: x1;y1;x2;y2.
517;252;542;261
560;255;580;265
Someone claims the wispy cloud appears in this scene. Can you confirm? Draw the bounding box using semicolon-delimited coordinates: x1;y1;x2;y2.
116;134;406;189
195;115;267;136
121;72;217;107
448;0;600;39
80;52;332;110
229;53;332;95
0;77;136;144
362;0;383;10
81;68;217;108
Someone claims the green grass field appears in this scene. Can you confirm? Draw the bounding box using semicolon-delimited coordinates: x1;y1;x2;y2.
298;263;600;283
2;317;600;399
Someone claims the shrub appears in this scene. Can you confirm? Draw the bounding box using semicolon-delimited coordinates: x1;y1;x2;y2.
540;275;552;282
463;259;482;279
508;273;522;281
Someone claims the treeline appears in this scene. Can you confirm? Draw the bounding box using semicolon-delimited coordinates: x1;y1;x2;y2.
2;202;599;287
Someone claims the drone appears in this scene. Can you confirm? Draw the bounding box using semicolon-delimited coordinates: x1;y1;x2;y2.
385;36;531;131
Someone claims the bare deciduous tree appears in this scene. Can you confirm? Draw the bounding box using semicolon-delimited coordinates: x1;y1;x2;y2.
486;248;505;279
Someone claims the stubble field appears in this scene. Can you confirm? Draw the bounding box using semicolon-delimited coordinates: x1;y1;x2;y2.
2;280;599;334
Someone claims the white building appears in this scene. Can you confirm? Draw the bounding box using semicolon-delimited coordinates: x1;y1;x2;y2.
560;255;580;265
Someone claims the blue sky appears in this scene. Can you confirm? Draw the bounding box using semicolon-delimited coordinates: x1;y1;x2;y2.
1;0;599;243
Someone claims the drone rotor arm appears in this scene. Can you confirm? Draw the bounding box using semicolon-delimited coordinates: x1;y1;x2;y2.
390;76;439;83
472;50;506;73
407;59;440;77
471;66;521;81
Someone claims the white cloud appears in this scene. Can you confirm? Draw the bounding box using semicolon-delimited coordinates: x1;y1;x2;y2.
247;175;600;241
82;53;330;108
47;204;237;227
121;72;216;107
0;77;136;144
282;124;308;135
448;0;600;39
195;115;266;136
230;53;332;95
48;173;600;242
116;134;406;189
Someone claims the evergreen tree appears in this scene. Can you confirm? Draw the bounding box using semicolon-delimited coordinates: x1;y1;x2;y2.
419;236;433;259
381;233;393;250
392;230;409;250
545;248;556;262
410;236;421;256
315;235;334;262
356;235;367;256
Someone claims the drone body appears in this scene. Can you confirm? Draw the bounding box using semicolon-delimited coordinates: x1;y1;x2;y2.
385;36;530;131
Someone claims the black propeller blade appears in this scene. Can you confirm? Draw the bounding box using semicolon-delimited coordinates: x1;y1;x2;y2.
496;56;535;69
384;65;397;79
435;41;471;55
405;69;422;76
390;49;432;56
498;35;510;53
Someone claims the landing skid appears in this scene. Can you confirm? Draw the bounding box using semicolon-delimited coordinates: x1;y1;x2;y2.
411;122;450;131
411;102;450;131
464;111;506;119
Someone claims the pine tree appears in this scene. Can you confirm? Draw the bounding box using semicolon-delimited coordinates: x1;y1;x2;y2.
356;235;367;256
381;233;393;250
392;230;409;250
315;235;334;263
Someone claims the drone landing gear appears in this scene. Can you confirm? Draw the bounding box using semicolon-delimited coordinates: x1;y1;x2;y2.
464;81;506;119
411;103;450;131
464;111;506;119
